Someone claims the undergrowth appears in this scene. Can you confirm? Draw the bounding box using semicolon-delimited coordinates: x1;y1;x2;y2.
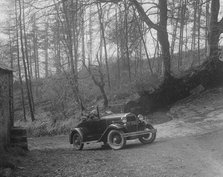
15;109;80;137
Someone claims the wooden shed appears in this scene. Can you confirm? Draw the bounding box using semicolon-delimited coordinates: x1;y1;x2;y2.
0;63;14;151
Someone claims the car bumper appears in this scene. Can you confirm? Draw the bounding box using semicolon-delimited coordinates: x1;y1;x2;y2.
123;129;157;138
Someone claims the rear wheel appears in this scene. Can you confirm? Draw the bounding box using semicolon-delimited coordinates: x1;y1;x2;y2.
139;125;156;144
72;132;84;150
107;130;126;150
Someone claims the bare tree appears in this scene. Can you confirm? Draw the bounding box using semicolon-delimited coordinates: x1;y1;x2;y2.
44;21;49;77
15;0;26;121
178;0;186;69
124;0;131;81
129;0;171;81
97;3;111;89
18;0;35;121
208;0;223;63
83;58;108;108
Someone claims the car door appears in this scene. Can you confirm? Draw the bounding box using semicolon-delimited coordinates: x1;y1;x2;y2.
85;118;105;141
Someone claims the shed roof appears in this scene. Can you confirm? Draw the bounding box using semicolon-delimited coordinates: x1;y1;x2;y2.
0;62;13;72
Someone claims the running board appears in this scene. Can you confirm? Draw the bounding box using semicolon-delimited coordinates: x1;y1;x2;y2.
123;129;157;138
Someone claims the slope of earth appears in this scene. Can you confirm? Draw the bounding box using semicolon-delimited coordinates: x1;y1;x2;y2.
13;87;223;177
157;87;223;139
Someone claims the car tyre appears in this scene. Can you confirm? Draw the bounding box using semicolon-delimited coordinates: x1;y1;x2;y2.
107;130;126;150
138;125;156;144
72;132;84;150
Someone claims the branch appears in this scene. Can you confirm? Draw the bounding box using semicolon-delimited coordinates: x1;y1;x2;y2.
82;61;101;86
97;0;159;31
129;0;159;31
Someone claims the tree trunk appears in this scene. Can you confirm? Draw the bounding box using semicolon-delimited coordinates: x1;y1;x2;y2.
191;1;197;65
18;0;35;121
83;62;108;108
81;0;85;66
171;6;180;57
205;1;210;55
178;1;186;69
62;0;75;74
53;4;62;73
89;4;93;64
62;0;84;111
130;0;171;80
22;0;35;114
32;14;39;80
56;17;61;73
197;0;201;65
134;9;153;74
99;85;108;108
44;21;49;77
157;0;171;81
208;0;221;63
71;0;78;77
115;7;121;88
124;0;131;81
15;0;26;122
97;3;111;89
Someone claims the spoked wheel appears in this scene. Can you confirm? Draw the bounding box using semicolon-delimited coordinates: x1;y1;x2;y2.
72;132;84;150
138;125;156;144
107;130;126;150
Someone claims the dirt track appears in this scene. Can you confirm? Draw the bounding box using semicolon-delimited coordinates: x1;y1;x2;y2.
14;88;223;177
14;130;223;177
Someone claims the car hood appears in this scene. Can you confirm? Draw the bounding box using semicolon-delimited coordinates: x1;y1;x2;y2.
101;113;134;120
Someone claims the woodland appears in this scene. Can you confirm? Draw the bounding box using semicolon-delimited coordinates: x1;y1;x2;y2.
1;0;223;136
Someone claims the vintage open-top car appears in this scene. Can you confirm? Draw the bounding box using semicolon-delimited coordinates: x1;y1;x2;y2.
69;110;157;150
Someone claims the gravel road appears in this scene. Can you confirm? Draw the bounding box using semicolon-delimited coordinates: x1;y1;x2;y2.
14;130;223;177
14;88;223;177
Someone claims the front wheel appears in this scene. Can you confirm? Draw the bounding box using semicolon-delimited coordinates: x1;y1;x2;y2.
107;130;126;150
139;125;156;144
72;132;84;150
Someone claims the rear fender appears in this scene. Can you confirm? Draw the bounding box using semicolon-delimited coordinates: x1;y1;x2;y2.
69;128;85;144
98;124;126;142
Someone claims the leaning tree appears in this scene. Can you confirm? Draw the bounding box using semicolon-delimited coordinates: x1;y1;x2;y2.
98;0;223;113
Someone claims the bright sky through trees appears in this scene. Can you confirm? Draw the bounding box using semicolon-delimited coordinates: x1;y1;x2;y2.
0;1;8;22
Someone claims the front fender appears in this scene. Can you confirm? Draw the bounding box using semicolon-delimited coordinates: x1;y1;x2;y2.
69;128;85;144
98;123;126;142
